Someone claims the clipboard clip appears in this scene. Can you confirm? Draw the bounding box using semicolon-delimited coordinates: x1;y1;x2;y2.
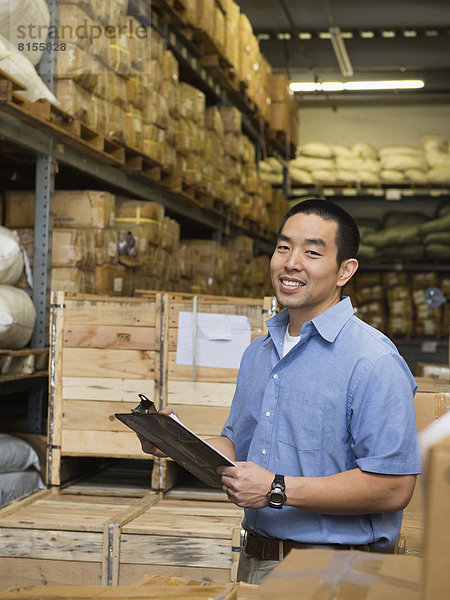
131;393;157;414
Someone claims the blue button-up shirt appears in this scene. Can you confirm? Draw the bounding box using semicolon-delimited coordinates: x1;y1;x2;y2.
221;297;421;548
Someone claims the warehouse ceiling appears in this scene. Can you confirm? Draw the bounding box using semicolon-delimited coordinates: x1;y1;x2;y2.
236;0;450;104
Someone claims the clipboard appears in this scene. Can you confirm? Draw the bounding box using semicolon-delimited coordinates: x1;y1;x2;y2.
115;396;235;488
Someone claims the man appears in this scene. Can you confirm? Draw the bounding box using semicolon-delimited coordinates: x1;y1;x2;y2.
139;198;421;585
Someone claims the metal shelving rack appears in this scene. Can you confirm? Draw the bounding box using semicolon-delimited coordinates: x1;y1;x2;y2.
0;0;284;431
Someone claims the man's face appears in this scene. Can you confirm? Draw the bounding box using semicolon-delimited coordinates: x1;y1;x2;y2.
270;212;346;318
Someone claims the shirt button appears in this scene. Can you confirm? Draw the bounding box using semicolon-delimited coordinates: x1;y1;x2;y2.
265;411;271;417
273;374;278;379
262;449;267;455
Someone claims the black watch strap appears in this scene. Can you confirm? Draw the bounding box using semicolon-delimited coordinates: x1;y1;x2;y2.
272;474;285;491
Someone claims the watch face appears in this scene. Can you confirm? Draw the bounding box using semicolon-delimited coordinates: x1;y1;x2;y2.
270;492;285;504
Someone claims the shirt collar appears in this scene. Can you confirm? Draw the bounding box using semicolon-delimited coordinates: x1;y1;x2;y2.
264;296;355;344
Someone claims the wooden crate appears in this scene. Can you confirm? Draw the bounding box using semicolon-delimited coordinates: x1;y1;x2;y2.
0;490;243;590
0;488;160;590
139;292;266;490
47;292;162;486
117;498;244;584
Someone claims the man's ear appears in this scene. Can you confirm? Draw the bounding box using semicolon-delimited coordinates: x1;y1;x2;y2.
337;258;359;288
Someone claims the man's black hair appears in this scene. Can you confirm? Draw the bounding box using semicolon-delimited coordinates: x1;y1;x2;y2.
278;198;360;266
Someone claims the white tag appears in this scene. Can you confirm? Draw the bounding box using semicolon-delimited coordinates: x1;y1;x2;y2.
421;340;438;353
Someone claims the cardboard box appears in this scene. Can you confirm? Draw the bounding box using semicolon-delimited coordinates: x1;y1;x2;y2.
51;267;94;294
53;191;115;229
94;263;132;296
270;101;289;133
52;228;94;269
257;548;422;599
405;378;450;516
267;73;289;103
423;433;450;600
4;191;36;228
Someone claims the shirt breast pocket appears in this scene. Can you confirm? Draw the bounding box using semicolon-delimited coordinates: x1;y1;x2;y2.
277;393;333;451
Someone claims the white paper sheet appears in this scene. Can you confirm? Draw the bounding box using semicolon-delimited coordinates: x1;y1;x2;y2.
176;312;251;369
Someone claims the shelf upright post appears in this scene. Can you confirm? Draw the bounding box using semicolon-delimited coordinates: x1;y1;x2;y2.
28;0;58;433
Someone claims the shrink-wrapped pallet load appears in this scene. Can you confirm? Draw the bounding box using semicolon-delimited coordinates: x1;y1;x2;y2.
0;227;24;286
0;285;36;349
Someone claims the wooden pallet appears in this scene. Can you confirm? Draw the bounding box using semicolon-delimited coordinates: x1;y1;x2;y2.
122;148;163;176
122;152;175;187
0;348;48;382
152;0;188;26
0;70;125;166
167;180;205;206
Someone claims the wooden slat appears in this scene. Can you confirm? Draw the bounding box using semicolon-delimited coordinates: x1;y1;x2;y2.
168;381;235;406
63;325;155;350
0;557;102;590
119;533;232;569
63;296;156;326
62;377;153;402
62;348;155;379
48;290;66;486
155;293;169;410
170;404;230;436
62;400;138;431
0;581;237;598
0;528;104;562
61;430;146;458
0;497;135;531
168;353;238;382
0;489;50;519
117;563;231;585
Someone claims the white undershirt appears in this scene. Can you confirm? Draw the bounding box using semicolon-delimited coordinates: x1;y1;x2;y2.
282;326;300;357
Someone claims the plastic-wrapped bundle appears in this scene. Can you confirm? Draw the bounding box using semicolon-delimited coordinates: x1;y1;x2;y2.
0;0;50;65
0;285;36;349
0;227;24;286
0;34;57;103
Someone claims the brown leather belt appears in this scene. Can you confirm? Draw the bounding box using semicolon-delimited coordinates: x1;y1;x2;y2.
244;532;372;561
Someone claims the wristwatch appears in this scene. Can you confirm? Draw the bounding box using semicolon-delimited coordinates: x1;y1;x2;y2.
267;474;287;509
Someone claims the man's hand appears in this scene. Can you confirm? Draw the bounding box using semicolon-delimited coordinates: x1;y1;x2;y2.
217;461;273;508
136;406;177;458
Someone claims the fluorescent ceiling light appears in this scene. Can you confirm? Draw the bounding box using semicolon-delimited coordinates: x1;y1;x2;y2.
329;27;353;77
345;80;424;90
289;80;425;92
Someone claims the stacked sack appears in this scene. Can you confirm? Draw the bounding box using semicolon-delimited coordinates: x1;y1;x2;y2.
259;157;284;185
287;138;450;186
359;202;450;261
0;226;36;349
